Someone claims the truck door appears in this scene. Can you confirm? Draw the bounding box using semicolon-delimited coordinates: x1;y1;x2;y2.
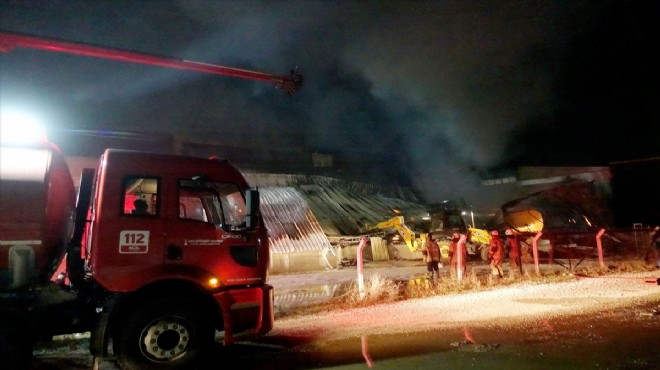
86;175;169;291
164;179;262;286
117;176;163;255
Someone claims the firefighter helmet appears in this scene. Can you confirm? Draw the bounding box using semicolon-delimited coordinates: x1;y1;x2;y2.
491;230;499;236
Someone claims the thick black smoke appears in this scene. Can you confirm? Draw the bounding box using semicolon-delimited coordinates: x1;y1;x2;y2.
1;1;656;210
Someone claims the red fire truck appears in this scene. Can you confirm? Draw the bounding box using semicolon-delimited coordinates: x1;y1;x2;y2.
0;31;301;369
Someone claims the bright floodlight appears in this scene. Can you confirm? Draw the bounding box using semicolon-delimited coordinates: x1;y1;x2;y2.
0;111;48;145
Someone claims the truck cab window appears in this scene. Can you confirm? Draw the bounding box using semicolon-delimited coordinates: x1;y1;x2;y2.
179;195;213;222
122;177;159;216
446;213;464;229
179;180;247;230
220;190;246;230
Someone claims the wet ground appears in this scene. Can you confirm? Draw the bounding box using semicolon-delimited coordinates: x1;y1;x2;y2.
30;260;660;369
33;301;660;370
211;301;660;370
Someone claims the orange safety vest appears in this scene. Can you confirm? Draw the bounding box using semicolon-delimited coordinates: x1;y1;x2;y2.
505;236;520;257
424;240;441;262
488;238;504;260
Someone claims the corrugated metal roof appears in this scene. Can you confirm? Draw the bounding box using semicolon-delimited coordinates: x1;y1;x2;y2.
259;187;332;254
249;174;429;251
297;184;427;236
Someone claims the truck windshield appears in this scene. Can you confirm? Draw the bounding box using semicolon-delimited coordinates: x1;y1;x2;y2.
179;180;247;231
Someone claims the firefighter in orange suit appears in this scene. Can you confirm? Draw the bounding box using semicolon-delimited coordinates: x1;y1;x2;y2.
504;229;522;276
422;233;441;282
449;232;467;277
488;230;504;278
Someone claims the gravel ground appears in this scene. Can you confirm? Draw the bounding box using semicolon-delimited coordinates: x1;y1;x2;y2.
270;269;660;342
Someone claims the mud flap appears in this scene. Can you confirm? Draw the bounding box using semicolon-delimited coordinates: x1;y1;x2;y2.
216;285;274;345
90;311;110;357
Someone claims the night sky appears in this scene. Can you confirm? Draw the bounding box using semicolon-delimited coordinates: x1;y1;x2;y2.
1;1;657;207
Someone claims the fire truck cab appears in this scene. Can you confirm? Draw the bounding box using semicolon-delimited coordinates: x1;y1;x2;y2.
85;149;272;369
1;143;273;370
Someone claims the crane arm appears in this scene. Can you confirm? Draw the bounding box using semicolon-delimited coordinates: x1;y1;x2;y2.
0;30;302;95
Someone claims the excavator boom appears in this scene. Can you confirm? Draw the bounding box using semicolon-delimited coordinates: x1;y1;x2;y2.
0;30;302;95
374;216;424;252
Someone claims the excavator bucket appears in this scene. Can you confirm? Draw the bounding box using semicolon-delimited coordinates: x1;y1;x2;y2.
504;210;544;233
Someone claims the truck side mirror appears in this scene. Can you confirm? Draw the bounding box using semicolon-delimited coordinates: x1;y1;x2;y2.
245;189;260;229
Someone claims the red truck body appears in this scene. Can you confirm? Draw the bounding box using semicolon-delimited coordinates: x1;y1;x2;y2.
1;143;274;369
87;149;274;344
88;149;270;293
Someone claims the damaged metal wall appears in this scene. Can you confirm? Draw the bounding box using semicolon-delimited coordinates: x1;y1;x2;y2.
297;184;427;236
246;173;428;243
259;187;332;254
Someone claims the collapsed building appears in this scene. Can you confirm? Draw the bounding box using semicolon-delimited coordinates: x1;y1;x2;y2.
241;173;428;272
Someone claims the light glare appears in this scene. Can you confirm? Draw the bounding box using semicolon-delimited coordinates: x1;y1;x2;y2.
0;111;48;145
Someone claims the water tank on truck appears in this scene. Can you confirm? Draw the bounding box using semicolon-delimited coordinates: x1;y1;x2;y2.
0;125;76;291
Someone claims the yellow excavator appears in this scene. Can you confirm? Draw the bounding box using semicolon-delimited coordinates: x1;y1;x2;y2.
368;203;493;261
373;216;425;251
466;227;492;261
371;216;452;259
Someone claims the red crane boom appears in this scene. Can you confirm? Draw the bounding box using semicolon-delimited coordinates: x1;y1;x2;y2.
0;30;302;95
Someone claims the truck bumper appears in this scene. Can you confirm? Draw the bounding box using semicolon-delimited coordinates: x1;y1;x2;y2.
215;284;274;345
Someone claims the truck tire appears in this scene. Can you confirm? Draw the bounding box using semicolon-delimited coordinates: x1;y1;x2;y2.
113;297;215;370
480;245;490;262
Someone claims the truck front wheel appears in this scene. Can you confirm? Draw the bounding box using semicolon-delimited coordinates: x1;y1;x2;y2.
113;297;215;370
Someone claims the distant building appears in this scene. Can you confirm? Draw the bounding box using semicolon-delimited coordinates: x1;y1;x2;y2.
480;162;658;229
